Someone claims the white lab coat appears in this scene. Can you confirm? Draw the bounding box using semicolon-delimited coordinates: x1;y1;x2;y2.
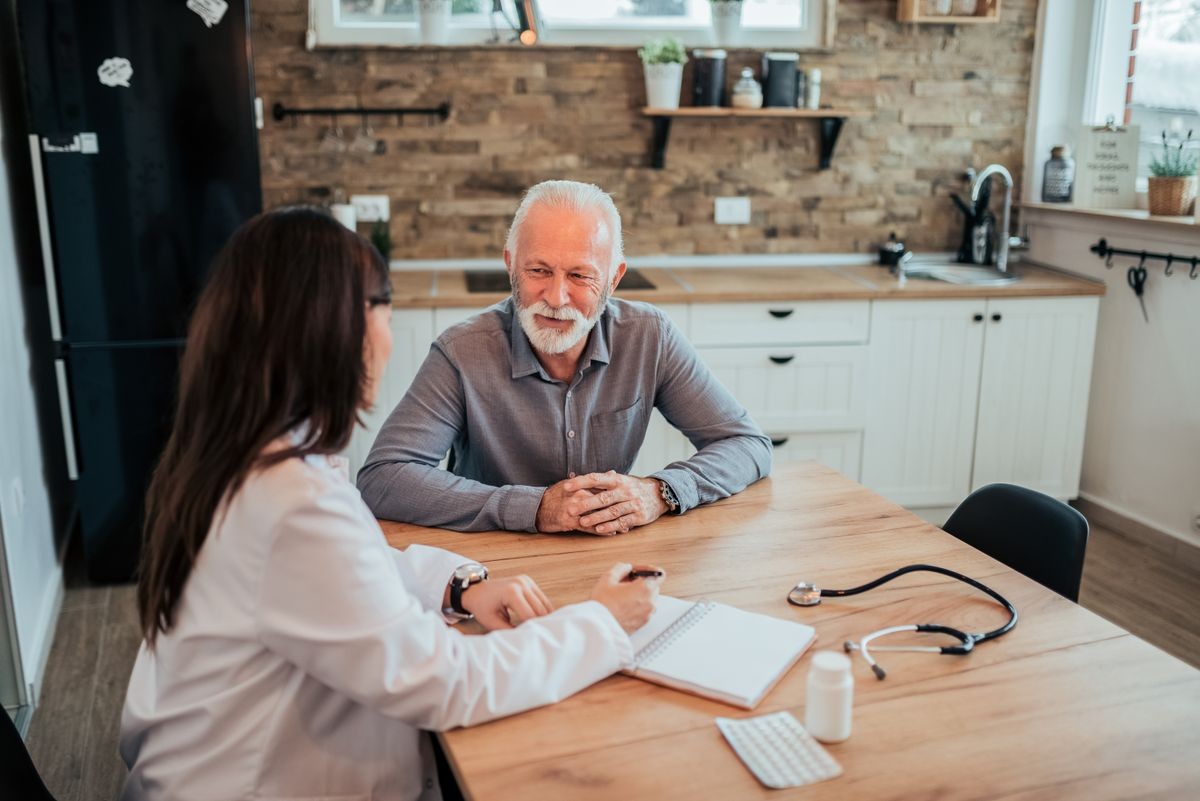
119;448;634;801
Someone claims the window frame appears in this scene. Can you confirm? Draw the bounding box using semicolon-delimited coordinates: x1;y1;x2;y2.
308;0;837;50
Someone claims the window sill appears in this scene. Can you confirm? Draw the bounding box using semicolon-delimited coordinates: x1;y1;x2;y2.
1019;201;1199;235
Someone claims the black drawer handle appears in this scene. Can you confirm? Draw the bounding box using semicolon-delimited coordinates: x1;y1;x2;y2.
991;312;1002;322
768;309;794;319
768;355;795;365
770;437;790;448
972;313;984;322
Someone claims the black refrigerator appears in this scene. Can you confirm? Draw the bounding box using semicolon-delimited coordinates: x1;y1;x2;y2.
15;0;262;582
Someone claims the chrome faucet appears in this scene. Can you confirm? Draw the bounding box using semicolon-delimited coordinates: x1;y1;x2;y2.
970;164;1013;273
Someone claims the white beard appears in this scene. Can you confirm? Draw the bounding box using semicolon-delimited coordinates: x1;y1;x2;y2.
514;284;609;356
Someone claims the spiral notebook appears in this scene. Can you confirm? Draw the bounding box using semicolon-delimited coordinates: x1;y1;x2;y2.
623;595;816;709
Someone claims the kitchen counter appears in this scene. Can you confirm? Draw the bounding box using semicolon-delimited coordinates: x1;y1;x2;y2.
389;262;1105;309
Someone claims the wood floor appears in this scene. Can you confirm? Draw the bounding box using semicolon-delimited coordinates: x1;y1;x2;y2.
24;518;1200;801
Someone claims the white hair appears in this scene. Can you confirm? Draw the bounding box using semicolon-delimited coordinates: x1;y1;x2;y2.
504;180;625;274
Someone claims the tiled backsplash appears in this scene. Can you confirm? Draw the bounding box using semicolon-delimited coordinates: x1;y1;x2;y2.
253;0;1037;259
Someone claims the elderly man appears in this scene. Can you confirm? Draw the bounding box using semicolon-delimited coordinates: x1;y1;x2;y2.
359;180;771;535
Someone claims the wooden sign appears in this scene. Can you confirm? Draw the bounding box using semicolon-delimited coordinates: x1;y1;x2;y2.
1074;123;1140;209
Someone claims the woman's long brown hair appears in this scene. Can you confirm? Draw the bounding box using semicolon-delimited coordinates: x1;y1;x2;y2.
138;207;391;644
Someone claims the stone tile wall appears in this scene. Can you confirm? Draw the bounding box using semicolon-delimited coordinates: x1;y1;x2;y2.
253;0;1038;259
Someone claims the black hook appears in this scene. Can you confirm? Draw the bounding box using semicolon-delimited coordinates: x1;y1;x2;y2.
1191;258;1198;280
1105;250;1114;269
1165;255;1174;276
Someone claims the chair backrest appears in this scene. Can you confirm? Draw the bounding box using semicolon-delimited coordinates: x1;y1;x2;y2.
1;708;57;800
942;483;1089;602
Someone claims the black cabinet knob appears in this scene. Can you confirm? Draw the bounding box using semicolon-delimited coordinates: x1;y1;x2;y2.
768;355;795;365
973;313;984;322
770;437;790;447
768;309;794;319
991;312;1002;322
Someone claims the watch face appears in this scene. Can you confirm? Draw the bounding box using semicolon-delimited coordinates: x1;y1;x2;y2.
454;563;487;583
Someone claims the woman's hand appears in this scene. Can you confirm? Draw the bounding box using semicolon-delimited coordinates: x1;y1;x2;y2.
590;563;663;633
460;575;555;630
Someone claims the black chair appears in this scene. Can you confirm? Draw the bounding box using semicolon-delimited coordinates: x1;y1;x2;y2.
1;709;57;800
942;483;1089;602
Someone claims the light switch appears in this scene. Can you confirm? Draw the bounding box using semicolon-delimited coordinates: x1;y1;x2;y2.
351;194;390;223
715;196;751;225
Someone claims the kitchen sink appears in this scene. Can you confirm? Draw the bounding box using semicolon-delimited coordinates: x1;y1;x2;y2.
901;261;1022;286
464;268;656;292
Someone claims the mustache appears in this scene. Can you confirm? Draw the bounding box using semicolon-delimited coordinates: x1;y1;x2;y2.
520;299;587;322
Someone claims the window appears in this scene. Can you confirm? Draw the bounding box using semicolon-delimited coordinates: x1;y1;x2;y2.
1125;0;1200;179
312;0;833;49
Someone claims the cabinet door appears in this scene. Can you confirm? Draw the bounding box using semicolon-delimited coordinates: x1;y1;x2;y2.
697;346;867;432
972;297;1099;499
767;430;862;480
345;309;434;477
861;300;986;507
691;301;869;347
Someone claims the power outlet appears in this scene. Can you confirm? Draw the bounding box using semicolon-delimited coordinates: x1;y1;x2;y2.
351;194;390;223
714;196;751;225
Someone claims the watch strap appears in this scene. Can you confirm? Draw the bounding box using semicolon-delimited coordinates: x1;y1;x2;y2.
658;479;680;514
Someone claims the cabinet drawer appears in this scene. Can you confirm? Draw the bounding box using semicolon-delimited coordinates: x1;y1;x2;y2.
690;301;869;347
698;346;867;431
767;430;862;481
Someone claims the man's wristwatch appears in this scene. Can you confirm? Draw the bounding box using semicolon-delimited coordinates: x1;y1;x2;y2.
657;479;680;515
444;563;488;620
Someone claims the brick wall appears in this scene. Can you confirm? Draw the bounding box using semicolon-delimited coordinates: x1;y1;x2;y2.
253;0;1038;259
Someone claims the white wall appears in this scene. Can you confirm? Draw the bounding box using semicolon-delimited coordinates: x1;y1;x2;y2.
0;97;63;703
1025;209;1200;544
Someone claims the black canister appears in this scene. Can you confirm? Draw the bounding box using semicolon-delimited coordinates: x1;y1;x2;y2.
762;51;799;107
692;49;727;107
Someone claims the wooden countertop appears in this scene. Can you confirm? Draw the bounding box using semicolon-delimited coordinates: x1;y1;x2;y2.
380;463;1200;801
391;263;1104;309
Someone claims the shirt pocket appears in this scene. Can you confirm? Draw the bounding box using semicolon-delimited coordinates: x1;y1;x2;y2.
588;397;646;472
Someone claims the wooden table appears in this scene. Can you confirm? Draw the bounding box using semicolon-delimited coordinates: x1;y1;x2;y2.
380;463;1200;800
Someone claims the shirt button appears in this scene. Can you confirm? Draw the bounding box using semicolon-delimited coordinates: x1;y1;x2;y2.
569;471;577;478
567;430;576;439
425;778;434;790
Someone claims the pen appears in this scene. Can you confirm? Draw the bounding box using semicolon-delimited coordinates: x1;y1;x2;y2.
625;569;664;581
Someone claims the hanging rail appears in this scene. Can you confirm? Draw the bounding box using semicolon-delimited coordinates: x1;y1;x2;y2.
272;102;451;122
1090;237;1199;279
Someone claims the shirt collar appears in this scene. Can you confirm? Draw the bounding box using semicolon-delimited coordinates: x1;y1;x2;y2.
507;298;613;380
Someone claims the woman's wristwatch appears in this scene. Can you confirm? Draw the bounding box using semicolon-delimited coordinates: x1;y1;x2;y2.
444;562;488;620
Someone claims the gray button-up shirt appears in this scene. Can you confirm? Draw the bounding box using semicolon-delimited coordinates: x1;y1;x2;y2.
358;297;772;531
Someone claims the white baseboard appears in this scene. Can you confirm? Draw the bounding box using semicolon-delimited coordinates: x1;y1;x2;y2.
23;568;63;713
1076;492;1199;549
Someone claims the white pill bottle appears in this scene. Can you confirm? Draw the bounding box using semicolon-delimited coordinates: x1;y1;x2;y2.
804;650;854;743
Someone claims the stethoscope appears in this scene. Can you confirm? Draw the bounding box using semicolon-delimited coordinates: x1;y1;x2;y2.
787;564;1018;680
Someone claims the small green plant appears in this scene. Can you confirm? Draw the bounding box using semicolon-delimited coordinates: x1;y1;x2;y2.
370;219;392;263
637;37;688;66
1149;129;1198;177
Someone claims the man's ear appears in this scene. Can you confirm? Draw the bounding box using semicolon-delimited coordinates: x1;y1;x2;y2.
610;261;628;292
503;249;513;272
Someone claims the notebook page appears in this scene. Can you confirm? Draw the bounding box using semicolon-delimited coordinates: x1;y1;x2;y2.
628;595;696;655
639;603;814;708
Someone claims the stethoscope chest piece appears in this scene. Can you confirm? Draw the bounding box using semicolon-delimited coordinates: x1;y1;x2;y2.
787;582;822;606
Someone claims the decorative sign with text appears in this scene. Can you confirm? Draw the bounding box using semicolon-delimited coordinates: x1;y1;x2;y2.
1074;124;1140;209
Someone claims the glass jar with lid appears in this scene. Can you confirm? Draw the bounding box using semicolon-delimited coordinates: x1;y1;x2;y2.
1042;145;1075;203
731;67;763;109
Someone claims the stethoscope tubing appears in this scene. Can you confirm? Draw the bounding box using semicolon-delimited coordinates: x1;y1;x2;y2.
790;564;1019;680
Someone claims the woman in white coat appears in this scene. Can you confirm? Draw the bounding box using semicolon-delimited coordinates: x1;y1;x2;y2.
120;208;661;800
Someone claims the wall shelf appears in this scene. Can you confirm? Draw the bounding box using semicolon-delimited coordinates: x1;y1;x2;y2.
641;107;871;170
897;0;1001;23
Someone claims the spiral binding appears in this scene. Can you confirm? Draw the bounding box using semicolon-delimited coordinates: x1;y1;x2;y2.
634;601;715;667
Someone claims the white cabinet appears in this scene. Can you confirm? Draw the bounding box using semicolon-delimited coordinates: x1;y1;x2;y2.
861;300;985;506
344;309;433;477
971;297;1098;498
862;297;1099;508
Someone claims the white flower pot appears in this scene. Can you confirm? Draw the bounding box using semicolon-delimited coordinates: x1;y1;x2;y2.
711;0;743;46
418;0;452;45
643;62;683;110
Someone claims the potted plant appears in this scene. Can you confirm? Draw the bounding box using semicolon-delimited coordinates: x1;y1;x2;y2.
710;0;743;46
1147;129;1197;216
638;37;688;110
